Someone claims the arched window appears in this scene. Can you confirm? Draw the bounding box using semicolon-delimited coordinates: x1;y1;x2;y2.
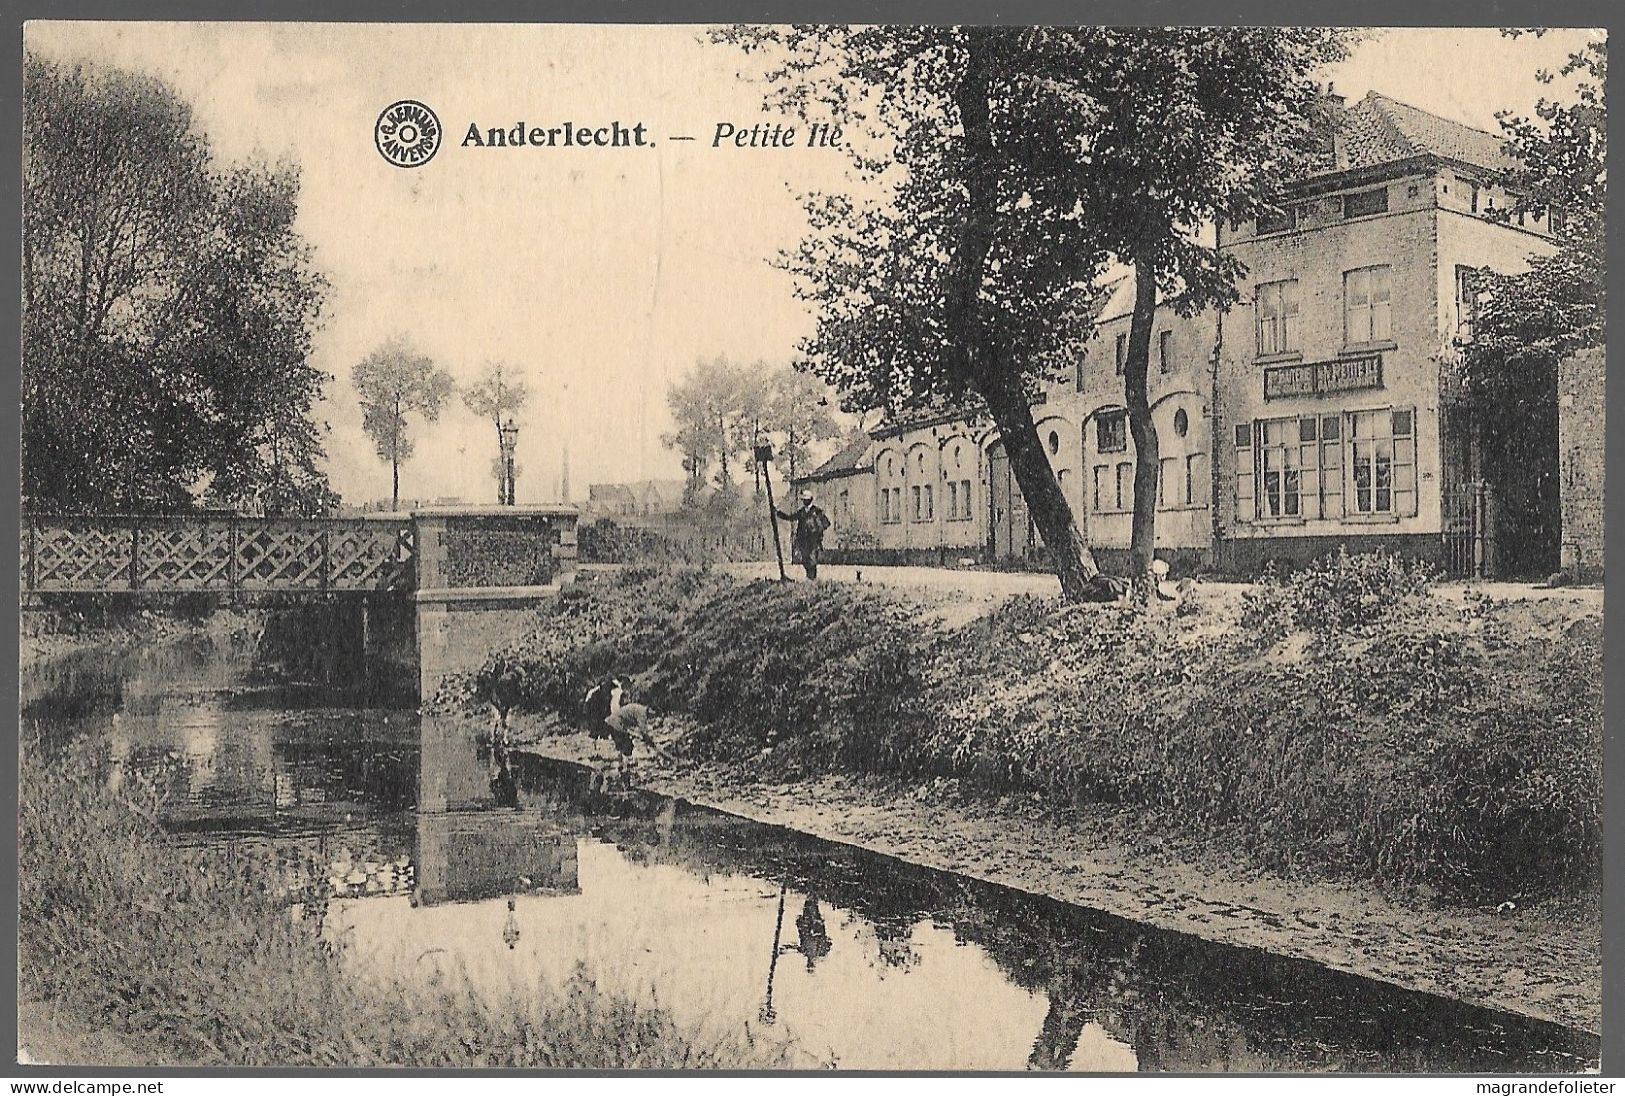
878;450;904;524
907;445;935;522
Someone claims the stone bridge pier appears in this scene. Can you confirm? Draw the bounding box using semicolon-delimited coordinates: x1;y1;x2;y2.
405;505;578;701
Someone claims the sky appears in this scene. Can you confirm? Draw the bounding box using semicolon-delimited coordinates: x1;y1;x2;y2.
23;24;1602;507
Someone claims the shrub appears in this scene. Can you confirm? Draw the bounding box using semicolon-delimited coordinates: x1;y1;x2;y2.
578;519;768;565
1241;548;1436;635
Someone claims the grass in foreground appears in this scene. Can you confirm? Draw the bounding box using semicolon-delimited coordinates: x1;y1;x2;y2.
18;743;791;1068
465;556;1602;903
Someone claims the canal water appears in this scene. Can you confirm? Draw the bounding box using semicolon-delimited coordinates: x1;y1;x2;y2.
21;634;1600;1073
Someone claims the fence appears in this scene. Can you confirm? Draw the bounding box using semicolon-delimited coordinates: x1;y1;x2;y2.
1440;482;1487;579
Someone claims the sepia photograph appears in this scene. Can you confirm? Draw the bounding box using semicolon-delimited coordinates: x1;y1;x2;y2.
11;16;1610;1077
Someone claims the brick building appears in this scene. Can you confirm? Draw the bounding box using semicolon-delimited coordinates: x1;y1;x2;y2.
585;478;690;519
797;277;1216;571
1214;91;1556;573
794;91;1565;578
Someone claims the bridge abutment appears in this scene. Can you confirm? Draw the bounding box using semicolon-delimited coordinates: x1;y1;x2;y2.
409;506;578;701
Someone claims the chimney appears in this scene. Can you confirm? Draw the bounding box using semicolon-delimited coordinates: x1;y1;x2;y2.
1314;82;1348;170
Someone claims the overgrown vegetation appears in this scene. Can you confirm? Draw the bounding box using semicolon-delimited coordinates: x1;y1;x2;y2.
1241;548;1438;632
17;743;789;1067
472;558;1602;901
577;518;768;566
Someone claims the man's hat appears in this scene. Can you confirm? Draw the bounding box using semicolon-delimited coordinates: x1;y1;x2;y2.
799;489;813;501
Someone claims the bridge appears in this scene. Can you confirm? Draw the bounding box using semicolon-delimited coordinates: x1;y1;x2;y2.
21;514;416;596
20;506;580;699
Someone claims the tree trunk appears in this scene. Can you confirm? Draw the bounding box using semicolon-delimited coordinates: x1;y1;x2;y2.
1124;255;1161;583
950;29;1099;600
392;395;402;510
979;370;1101;598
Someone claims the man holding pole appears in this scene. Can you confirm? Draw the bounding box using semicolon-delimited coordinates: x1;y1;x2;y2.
775;489;831;581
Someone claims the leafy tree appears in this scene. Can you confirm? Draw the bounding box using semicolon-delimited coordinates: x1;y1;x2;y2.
716;27;1347;597
1033;29;1353;580
1461;33;1606;575
731;365;776;496
463;360;532;500
763;367;842;481
352;340;457;509
663;356;752;495
22;53;332;514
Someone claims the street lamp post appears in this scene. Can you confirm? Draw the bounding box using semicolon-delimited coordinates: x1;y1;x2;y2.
498;418;520;506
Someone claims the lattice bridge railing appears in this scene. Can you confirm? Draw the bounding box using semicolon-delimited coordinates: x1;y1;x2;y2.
21;516;416;596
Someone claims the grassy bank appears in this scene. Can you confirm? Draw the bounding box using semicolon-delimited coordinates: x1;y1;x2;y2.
17;743;789;1068
466;559;1602;902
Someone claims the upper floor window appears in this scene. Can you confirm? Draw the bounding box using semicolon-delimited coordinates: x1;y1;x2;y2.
1257;204;1299;235
1256;279;1300;357
1455;265;1480;341
1158;330;1174;374
1343;187;1389;219
1344;265;1392;346
1114;333;1127;375
1096;411;1127;454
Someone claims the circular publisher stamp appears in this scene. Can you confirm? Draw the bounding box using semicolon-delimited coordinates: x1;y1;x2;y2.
375;100;442;168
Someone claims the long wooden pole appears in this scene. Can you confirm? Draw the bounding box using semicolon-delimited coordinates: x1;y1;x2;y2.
761;456;788;582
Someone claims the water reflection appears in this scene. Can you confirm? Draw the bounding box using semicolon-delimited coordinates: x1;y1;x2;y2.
21;643;1601;1073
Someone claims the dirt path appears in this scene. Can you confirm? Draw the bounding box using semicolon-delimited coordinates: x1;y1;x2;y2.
705;561;1605;610
511;719;1600;1037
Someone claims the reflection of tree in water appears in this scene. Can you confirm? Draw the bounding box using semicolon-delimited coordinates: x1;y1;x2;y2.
487;744;519;809
502;756;1595;1073
1028;985;1089;1070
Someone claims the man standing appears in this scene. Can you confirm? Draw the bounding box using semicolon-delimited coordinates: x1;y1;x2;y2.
775;489;831;580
